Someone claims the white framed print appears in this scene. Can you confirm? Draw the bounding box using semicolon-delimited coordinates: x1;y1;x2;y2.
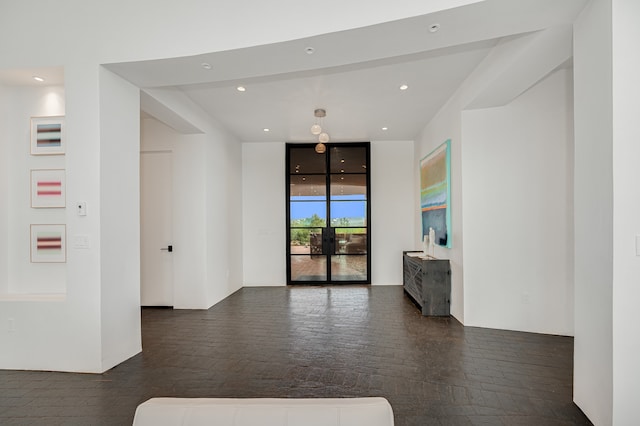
30;116;65;155
31;169;66;208
30;224;66;263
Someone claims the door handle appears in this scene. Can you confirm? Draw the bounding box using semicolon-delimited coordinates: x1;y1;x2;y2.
160;245;173;252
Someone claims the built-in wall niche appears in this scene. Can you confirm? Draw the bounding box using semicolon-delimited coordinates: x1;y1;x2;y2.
0;66;67;299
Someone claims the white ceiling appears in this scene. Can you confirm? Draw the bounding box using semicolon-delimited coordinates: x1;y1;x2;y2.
180;40;496;142
3;0;588;143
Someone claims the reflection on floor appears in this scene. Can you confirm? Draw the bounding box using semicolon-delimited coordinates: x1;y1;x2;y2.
0;286;591;425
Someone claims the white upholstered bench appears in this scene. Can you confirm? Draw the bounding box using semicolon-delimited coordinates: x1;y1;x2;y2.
132;397;394;426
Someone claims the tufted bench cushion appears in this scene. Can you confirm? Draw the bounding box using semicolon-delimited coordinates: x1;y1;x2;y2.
132;397;394;426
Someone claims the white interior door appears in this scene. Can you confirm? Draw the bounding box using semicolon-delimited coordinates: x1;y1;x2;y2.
140;151;173;306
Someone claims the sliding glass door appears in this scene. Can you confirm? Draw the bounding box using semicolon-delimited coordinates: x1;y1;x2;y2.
286;142;370;284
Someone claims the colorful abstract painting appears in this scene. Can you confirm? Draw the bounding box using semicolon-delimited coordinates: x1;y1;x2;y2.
30;116;65;155
420;139;451;248
31;169;65;208
30;224;66;263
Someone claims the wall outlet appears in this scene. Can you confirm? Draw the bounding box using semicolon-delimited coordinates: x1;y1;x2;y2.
522;293;530;304
73;235;90;249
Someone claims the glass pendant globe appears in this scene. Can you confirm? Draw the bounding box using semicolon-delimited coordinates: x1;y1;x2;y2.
310;124;322;135
319;132;330;143
315;143;326;154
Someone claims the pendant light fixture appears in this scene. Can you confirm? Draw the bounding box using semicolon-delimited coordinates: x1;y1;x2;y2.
311;108;329;153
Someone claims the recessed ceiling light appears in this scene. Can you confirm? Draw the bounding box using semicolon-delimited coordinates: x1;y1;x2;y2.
399;84;409;91
33;76;45;82
237;86;246;92
263;128;270;132
201;62;212;70
382;127;388;131
305;47;315;55
429;23;441;33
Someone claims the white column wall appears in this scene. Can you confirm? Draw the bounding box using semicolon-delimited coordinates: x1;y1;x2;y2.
204;128;244;304
242;143;286;286
573;0;614;423
370;140;415;284
207;129;243;305
99;67;142;370
461;68;574;335
0;84;7;294
171;139;208;309
611;0;640;423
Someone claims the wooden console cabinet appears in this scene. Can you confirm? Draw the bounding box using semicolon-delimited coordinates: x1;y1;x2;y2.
402;251;451;316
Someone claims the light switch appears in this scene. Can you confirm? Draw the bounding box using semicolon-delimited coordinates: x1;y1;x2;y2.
77;201;87;216
636;235;640;256
73;235;90;249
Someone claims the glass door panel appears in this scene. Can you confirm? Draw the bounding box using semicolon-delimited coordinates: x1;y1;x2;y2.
330;146;367;174
291;255;327;281
289;201;327;227
330;201;367;227
290;228;323;255
289;147;326;174
330;174;366;197
327;145;368;282
333;228;367;254
331;255;367;281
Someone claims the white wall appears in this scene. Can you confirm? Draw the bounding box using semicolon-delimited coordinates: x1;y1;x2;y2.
204;123;244;305
143;88;244;309
141;119;206;307
242;140;414;286
4;85;66;294
611;0;640;424
461;68;574;335
370;141;416;284
573;0;614;423
99;68;142;371
417;32;576;327
0;84;7;294
416;37;527;323
242;143;287;286
141;114;243;309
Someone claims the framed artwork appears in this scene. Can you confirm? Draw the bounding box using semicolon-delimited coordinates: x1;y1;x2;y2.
31;169;65;208
420;139;452;248
30;224;66;263
30;116;65;155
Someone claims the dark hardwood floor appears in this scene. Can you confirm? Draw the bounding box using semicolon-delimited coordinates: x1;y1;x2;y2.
0;286;592;425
